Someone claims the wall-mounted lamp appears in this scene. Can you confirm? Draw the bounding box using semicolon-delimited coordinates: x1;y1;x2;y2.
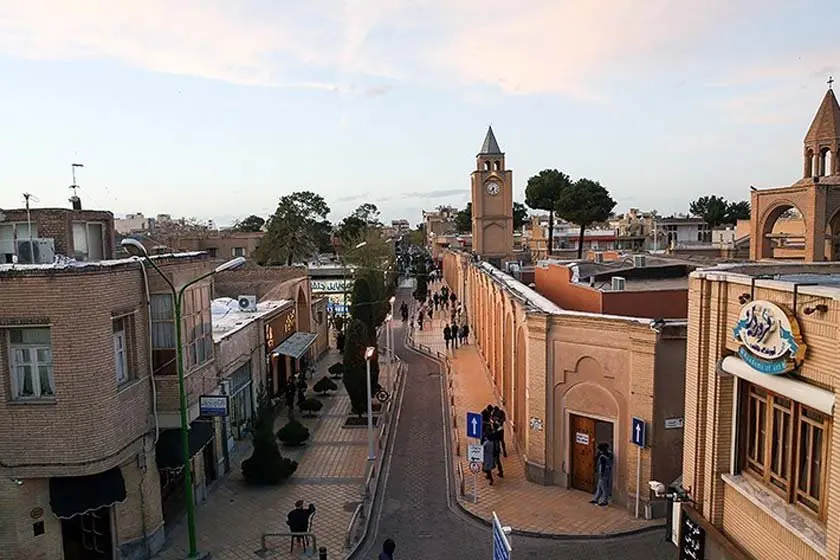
738;293;752;305
803;304;829;315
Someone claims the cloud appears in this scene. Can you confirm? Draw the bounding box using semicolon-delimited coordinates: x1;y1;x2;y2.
333;192;369;203
402;189;467;199
0;0;773;98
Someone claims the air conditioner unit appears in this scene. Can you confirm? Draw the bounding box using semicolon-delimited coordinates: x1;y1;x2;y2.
593;252;604;264
611;276;626;291
633;254;646;268
15;238;55;265
237;295;257;312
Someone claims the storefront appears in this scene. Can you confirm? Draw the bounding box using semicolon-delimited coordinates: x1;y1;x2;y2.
227;362;254;440
683;266;840;560
155;421;215;525
310;277;353;316
264;307;297;397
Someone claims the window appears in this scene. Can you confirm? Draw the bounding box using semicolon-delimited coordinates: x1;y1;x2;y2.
113;316;134;384
206;247;218;258
151;294;176;375
1;222;39;263
741;380;830;518
183;285;213;370
72;222;105;261
232;247;245;257
8;327;54;400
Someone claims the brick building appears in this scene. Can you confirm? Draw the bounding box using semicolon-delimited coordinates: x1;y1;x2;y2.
0;206;115;264
443;250;687;516
163;230;264;260
682;263;840;560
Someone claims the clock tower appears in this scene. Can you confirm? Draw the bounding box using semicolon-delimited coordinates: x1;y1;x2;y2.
471;126;513;264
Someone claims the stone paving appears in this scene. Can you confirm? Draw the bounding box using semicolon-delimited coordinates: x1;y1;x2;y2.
353;288;676;560
154;347;395;560
410;288;662;537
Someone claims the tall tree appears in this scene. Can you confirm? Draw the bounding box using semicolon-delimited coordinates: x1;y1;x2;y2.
337;203;383;244
555;178;617;259
351;276;376;343
413;256;428;302
454;203;472;233
311;219;335;253
513;202;529;231
689;195;730;228
341;319;372;416
726;200;751;222
257;191;330;265
232;214;266;232
525;169;572;255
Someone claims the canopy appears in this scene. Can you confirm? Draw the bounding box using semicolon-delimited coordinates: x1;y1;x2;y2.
271;332;318;360
155;421;215;471
49;467;127;519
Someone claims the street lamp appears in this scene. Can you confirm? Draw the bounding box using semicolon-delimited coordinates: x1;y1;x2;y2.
120;238;245;559
364;346;376;461
388;296;396;363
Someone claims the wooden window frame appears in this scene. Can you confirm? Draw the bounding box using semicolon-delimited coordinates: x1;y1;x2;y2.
739;379;831;521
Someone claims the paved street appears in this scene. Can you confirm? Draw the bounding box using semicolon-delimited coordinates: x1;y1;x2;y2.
351;289;677;560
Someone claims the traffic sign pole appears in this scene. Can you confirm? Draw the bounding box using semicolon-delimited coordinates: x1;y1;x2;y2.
466;411;483;503
631;417;646;519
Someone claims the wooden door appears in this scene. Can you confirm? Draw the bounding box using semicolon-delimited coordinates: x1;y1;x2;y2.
570;414;596;493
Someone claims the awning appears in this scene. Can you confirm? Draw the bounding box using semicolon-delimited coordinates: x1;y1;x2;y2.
271;331;318;360
49;467;127;519
155;421;215;471
718;356;835;415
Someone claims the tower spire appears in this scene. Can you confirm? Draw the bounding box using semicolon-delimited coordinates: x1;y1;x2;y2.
479;126;503;155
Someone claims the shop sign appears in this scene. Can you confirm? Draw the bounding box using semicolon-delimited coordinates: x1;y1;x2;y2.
575;432;589;445
311;279;352;293
199;395;229;417
265;309;296;351
733;300;806;375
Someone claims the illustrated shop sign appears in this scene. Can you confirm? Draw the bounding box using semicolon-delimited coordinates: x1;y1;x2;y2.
311;279;352;293
733;300;806;375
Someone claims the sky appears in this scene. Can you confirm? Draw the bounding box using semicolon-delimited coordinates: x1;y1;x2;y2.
1;0;839;227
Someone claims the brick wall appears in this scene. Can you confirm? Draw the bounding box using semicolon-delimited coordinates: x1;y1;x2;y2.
214;265;307;301
2;207;115;260
165;231;264;259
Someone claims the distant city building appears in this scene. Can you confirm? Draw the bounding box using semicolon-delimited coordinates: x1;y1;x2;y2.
114;212;152;234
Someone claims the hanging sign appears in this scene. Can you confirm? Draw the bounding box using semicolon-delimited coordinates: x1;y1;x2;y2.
733;300;806;375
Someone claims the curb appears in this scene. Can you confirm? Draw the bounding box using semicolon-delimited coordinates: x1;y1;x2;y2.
406;330;668;542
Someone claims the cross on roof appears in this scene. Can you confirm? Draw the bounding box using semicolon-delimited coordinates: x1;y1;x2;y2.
829;75;835;90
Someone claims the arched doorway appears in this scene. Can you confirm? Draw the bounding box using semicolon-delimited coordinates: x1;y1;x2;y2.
757;203;807;260
295;284;311;332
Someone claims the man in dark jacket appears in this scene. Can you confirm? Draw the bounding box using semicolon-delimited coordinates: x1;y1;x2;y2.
590;443;614;506
492;406;507;457
379;538;396;560
286;500;316;549
443;324;451;350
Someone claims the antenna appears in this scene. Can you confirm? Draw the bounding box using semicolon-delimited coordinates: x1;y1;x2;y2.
22;193;37;243
70;163;84;209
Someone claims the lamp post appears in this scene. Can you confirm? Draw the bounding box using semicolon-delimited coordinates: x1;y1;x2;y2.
364;346;376;461
121;238;245;559
388;296;396;363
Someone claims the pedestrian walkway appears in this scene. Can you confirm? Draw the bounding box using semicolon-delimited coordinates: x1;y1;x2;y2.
155;347;397;560
410;297;660;537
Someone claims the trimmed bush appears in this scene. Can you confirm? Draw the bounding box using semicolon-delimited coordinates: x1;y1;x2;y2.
299;397;324;417
276;419;310;447
313;376;338;395
242;386;298;485
328;362;344;378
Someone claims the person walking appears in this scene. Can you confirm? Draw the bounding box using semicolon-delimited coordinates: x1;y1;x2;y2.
482;436;496;485
443;324;452;350
379;538;396;560
492;406;508;457
461;323;470;345
417;310;424;331
590;443;614;506
450;321;459;349
491;426;504;478
433;293;440;311
480;404;494;441
449;291;457;309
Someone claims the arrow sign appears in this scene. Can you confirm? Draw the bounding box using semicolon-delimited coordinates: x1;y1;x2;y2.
631;416;646;448
466;411;483;439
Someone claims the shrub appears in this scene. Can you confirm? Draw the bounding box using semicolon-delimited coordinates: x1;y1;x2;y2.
242;385;298;485
276;419;310;447
328;362;344;377
313;376;338;395
342;319;369;416
299;397;324;417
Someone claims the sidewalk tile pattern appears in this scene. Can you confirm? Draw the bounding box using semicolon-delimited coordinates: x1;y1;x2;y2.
153;347;393;560
411;289;660;537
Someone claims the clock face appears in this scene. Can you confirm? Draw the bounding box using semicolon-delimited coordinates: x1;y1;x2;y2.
486;181;501;196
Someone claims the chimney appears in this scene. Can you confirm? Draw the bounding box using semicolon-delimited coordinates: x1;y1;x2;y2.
69;196;82;211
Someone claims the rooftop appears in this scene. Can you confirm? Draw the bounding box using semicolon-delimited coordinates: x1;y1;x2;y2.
693;262;840;299
0;251;208;274
211;297;291;342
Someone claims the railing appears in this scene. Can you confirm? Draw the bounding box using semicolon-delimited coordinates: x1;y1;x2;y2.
344;504;364;549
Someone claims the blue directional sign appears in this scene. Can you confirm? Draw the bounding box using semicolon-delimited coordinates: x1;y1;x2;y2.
492;512;511;560
631;416;646;448
466;411;483;440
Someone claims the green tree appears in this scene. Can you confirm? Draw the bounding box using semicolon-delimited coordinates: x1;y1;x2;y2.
454;203;472;233
405;225;424;246
337;203;383;245
342;319;375;416
689;195;731;228
351;276;376;342
257;191;330;265
525;169;572;255
242;384;298;485
232;214;266;232
413;256;428;302
555;178;617;259
513;202;529;230
312;219;335;253
726;200;751;222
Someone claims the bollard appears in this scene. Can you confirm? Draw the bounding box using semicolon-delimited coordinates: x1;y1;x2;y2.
319;546;327;559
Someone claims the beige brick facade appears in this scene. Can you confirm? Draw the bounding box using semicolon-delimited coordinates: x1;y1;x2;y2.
444;250;686;514
683;265;840;560
1;207;115;262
